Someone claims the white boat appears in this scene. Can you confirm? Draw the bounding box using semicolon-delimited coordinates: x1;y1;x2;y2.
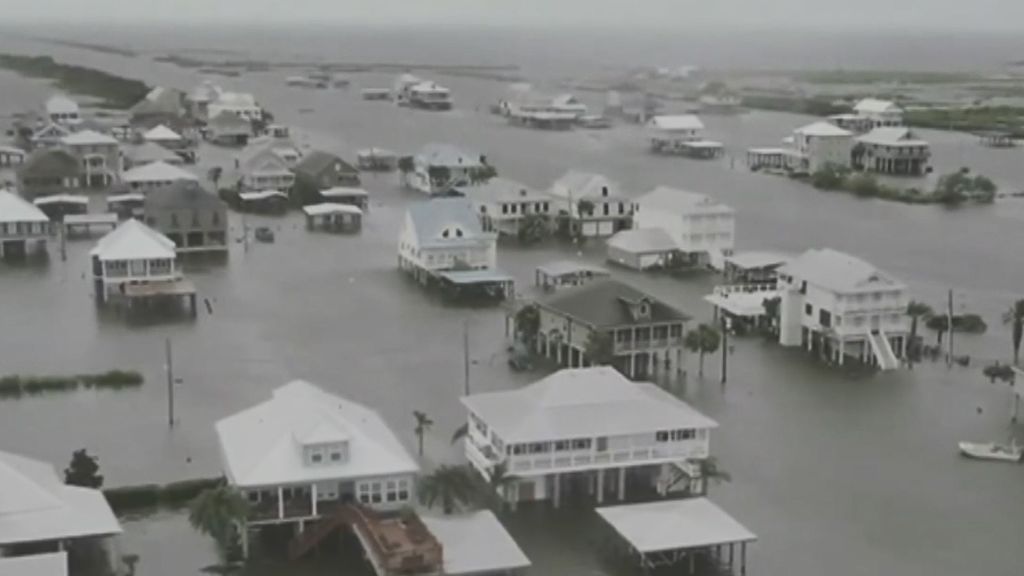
958;439;1022;462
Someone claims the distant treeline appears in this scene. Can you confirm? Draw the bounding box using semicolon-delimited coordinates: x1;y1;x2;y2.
0;370;144;399
0;53;149;109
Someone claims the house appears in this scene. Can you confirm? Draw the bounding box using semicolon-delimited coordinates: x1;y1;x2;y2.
408;81;453;111
90;218;182;304
61;130;122;187
303;203;362;233
292;150;360;204
647;115;723;158
186;80;220;119
548;170;632;238
393;73;423;104
215;380;420;556
143;180;228;253
529;279;690;378
853;127;931;176
398;198;512;299
0;189;51;258
45;94;82;127
776;248;909;369
461;366;717;508
534;260;610;292
29;122;71;149
122;161;198;193
0;145;26;168
703;251;790;332
237;190;289;214
357;148;398;172
852;98;904;129
207;111;252;146
408;143;492;196
502;89;587;129
0;449;122;574
612;186;736;270
125;141;184;168
33;193;89;221
231;142;295;193
207;91;262;122
142;124;188;154
129;86;186;128
17;149;81;197
319;187;369;211
456;177;551;236
789;121;853;172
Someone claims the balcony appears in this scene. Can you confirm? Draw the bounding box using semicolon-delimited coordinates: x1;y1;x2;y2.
614;336;683;353
506;441;708;475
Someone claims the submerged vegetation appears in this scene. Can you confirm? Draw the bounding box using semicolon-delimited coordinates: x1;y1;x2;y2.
0;370;144;399
104;477;224;513
905;106;1024;137
808;165;996;206
0;54;149;108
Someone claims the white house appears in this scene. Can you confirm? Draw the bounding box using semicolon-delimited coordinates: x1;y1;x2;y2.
608;186;735;270
790;121;854;172
408;81;453;111
646;115;723;158
215;380;419;555
0;449;122;574
408;143;490;195
776;248;909;370
60;129;122;187
208;91;263;122
90;218;180;303
186;80;221;118
457;177;551;236
45;94;82;127
461;366;718;508
852;98;904;129
393;73;423;103
548;170;632;238
854;127;931;176
0;189;51;258
122;161;199;193
232;142;296;192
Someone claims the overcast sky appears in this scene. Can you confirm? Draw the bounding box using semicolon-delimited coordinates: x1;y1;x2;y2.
5;0;1024;31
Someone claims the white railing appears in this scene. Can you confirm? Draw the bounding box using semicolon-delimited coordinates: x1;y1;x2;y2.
508;442;707;473
713;283;779;297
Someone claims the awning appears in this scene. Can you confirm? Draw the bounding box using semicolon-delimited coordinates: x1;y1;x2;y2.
536;260;610;278
421;511;530;575
597;498;756;554
438;269;513;285
607;228;679;255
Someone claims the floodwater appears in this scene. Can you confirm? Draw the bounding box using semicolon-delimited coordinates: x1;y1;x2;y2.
1;27;1023;576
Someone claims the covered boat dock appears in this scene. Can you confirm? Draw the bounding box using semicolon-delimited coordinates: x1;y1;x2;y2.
535;260;610;291
106;192;145;219
64;213;119;237
303;203;363;233
437;269;515;301
238;190;289;214
421;510;531;575
597;498;756;575
122;279;198;316
320;186;370;211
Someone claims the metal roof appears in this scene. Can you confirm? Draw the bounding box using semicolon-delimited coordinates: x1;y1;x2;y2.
597;498;756;554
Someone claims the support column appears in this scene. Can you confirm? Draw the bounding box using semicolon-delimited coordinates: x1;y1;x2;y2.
596;469;605;504
689;551;696;575
278;486;285;519
729;543;735;574
630;354;637;378
617;467;626;501
1012;394;1020;423
838;339;845;366
741;542;747;576
552;474;561;509
311;484;318;517
240;522;250;559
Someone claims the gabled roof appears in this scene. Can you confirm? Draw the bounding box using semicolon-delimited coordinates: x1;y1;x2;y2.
238;143;292;175
648;115;705;132
19;148;80;178
0;189;50;223
461;367;716;443
0;449;121;546
549;170;626;201
130;87;185;117
856;127;929;147
538;278;690;327
794;121;852;138
31;122;70;141
45;94;79;115
90;218;176;261
61;129;118;146
144;180;223;211
414;143;483;169
854;98;901;114
607;228;679;254
127;142;183;165
457;177;548;204
778;248;905;294
636;186;734;216
123;161;198;184
215;380;419;487
406;198;489;249
143;124;183;142
293;149;358;177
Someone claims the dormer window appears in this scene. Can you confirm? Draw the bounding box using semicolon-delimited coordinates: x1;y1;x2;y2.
601;186;609;197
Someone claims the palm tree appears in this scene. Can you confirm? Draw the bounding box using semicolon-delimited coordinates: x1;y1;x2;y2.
685;324;721;377
1003;299;1024;365
450;423;469;445
697;457;732;496
517;213;549;245
477;462;520;510
514;304;541;350
413;410;433;458
926;315;950;345
761;296;781;336
906;301;933;367
418;465;477;515
188;486;249;561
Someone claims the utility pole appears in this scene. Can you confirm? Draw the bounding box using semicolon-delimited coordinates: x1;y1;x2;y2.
60;223;67;262
720;316;728;385
463;319;470;396
947;289;954;368
165;338;175;428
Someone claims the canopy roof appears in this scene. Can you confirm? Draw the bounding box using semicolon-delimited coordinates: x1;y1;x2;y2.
421;511;531;575
536;260;609;278
649;115;705;132
597;498;756;554
61;129;118;146
303;203;363;217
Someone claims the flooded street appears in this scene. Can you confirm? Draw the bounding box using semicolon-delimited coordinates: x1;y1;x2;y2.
1;28;1023;576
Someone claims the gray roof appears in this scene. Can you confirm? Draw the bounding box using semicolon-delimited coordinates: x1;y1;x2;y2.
415;143;483;169
407;198;488;248
208;111;251;129
538;279;690;327
144;180;225;211
293;150;358;178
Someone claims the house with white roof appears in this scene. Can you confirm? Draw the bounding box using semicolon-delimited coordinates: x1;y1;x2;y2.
608;186;735;270
186;80;221;119
206;111;252;146
852;98;904;129
230;142;296;192
647;115;723;159
408;143;493;195
0;449;121;574
123;161;198;193
17;149;82;197
853;127;931;176
456;177;552;237
215;380;419;554
125;141;184;169
45;94;82;127
90;218;181;304
548;170;632;238
776;248;909;369
408;81;453;111
30;122;71;149
208;90;262;122
789;121;853;172
0;189;51;258
60;130;122;187
143;124;185;149
461;366;717;508
393;73;424;104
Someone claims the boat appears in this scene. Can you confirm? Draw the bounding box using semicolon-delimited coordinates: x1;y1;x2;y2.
254;227;275;244
958;439;1022;462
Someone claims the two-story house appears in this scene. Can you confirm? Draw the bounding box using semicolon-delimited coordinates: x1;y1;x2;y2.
790;121;854;172
647;114;704;151
852;98;904;129
408;143;492;195
461;366;718;508
408;81;453;111
123;161;199;193
45;94;82;127
61;130;122;187
530;278;690;379
0;189;51;259
853;127;931;176
90;219;180;304
207;90;262;122
206;111;252;146
548;170;632;238
216;380;419;556
17;148;82;198
144;180;228;254
457;177;551;237
231;142;295;193
292;150;361;205
776;248;909;370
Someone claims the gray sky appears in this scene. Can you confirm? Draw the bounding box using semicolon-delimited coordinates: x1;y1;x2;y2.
5;0;1024;31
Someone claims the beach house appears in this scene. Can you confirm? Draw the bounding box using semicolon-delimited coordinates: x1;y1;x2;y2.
608;186;735;270
408;143;493;195
0;189;51;258
122;161;199;193
461;366;717;508
852;98;904;129
29;122;71;149
548;170;632;238
528;279;690;378
90;218;183;305
789;121;854;172
206;111;252;146
0;449;122;576
776;248;909;369
231;142;295;193
143;124;192;162
408;81;453;111
143;180;228;254
456;177;551;237
853;127;931;176
646;115;723;159
125;141;184;169
17;149;82;197
45;94;82;127
215;380;420;557
292;150;361;204
61;130;122;188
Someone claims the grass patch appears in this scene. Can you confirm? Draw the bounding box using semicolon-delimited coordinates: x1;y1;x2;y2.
0;53;149;109
105;477;224;514
0;370;144;399
796;70;978;85
906;106;1024;137
739;93;847;117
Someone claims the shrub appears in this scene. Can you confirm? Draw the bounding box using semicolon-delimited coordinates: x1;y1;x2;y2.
810;165;847;190
104;484;162;512
160;478;224;508
847;174;881;197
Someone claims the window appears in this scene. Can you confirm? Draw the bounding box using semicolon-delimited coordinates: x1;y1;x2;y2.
596;437;608;452
619;202;625;215
442;229;449;238
603;203;609;216
571;438;591;450
455;229;463;238
330;451;342;461
670;324;682;338
805;303;813;316
501;204;508;215
212;211;221;226
191;210;201;227
311;453;322;463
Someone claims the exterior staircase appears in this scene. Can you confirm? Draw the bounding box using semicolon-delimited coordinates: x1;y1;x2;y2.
288;504;359;560
867;330;899;371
